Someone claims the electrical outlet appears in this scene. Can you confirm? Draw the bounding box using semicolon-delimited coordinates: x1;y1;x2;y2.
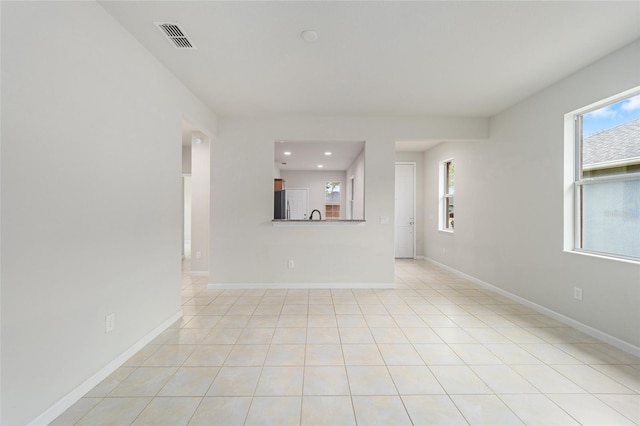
442;247;447;254
288;260;294;269
573;287;583;301
379;216;389;225
196;251;202;259
105;313;115;333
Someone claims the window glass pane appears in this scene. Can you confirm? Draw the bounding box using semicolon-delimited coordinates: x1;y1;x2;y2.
446;162;455;195
581;179;640;258
446;196;454;229
325;181;341;219
325;181;340;203
582;95;640;178
577;92;640;259
440;160;455;231
447;161;454;229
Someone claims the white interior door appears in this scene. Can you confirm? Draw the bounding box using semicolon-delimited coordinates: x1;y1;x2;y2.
286;189;308;219
395;163;415;258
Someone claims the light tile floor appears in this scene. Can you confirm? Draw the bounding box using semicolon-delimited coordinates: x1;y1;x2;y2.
52;259;640;425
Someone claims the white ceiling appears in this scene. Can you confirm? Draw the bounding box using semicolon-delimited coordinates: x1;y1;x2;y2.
395;140;443;152
275;141;365;171
102;1;640;125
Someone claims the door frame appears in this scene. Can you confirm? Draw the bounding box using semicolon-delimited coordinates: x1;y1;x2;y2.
395;162;417;259
348;176;355;220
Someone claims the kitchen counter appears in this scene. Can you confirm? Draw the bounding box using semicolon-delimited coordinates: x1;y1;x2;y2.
272;219;366;227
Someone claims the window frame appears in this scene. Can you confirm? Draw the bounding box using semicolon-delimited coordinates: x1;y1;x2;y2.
568;89;640;262
324;180;341;220
439;158;455;232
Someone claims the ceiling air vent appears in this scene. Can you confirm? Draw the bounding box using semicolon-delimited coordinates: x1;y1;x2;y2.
155;22;196;50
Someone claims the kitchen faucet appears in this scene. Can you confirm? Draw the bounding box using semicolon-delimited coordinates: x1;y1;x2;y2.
309;209;322;220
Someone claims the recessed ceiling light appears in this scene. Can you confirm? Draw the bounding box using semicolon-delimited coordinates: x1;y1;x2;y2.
194;137;203;144
301;30;318;43
284;151;292;156
317;164;324;168
324;151;332;156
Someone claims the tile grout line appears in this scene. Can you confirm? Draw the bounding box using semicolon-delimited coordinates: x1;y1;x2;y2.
56;260;640;425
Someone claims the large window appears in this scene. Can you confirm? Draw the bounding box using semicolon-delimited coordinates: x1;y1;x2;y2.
572;91;640;260
325;181;341;219
439;159;454;231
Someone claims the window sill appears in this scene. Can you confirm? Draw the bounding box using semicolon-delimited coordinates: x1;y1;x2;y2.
438;229;454;234
563;249;640;265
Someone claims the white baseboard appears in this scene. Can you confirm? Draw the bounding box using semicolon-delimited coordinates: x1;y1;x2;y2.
208;282;395;290
414;255;426;260
425;257;640;358
28;310;183;426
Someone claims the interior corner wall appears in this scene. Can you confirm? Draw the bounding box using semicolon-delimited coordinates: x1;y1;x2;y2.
346;149;365;221
1;2;216;424
423;39;640;350
182;145;192;174
190;136;210;274
211;116;488;286
395;152;425;258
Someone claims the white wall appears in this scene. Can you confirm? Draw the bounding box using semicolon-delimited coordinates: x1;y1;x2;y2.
395;152;425;258
423;39;640;351
190;135;210;273
1;2;216;424
346;148;366;220
211;116;488;286
281;170;347;219
182;145;192;174
184;177;192;243
182;145;191;258
181;146;191;260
